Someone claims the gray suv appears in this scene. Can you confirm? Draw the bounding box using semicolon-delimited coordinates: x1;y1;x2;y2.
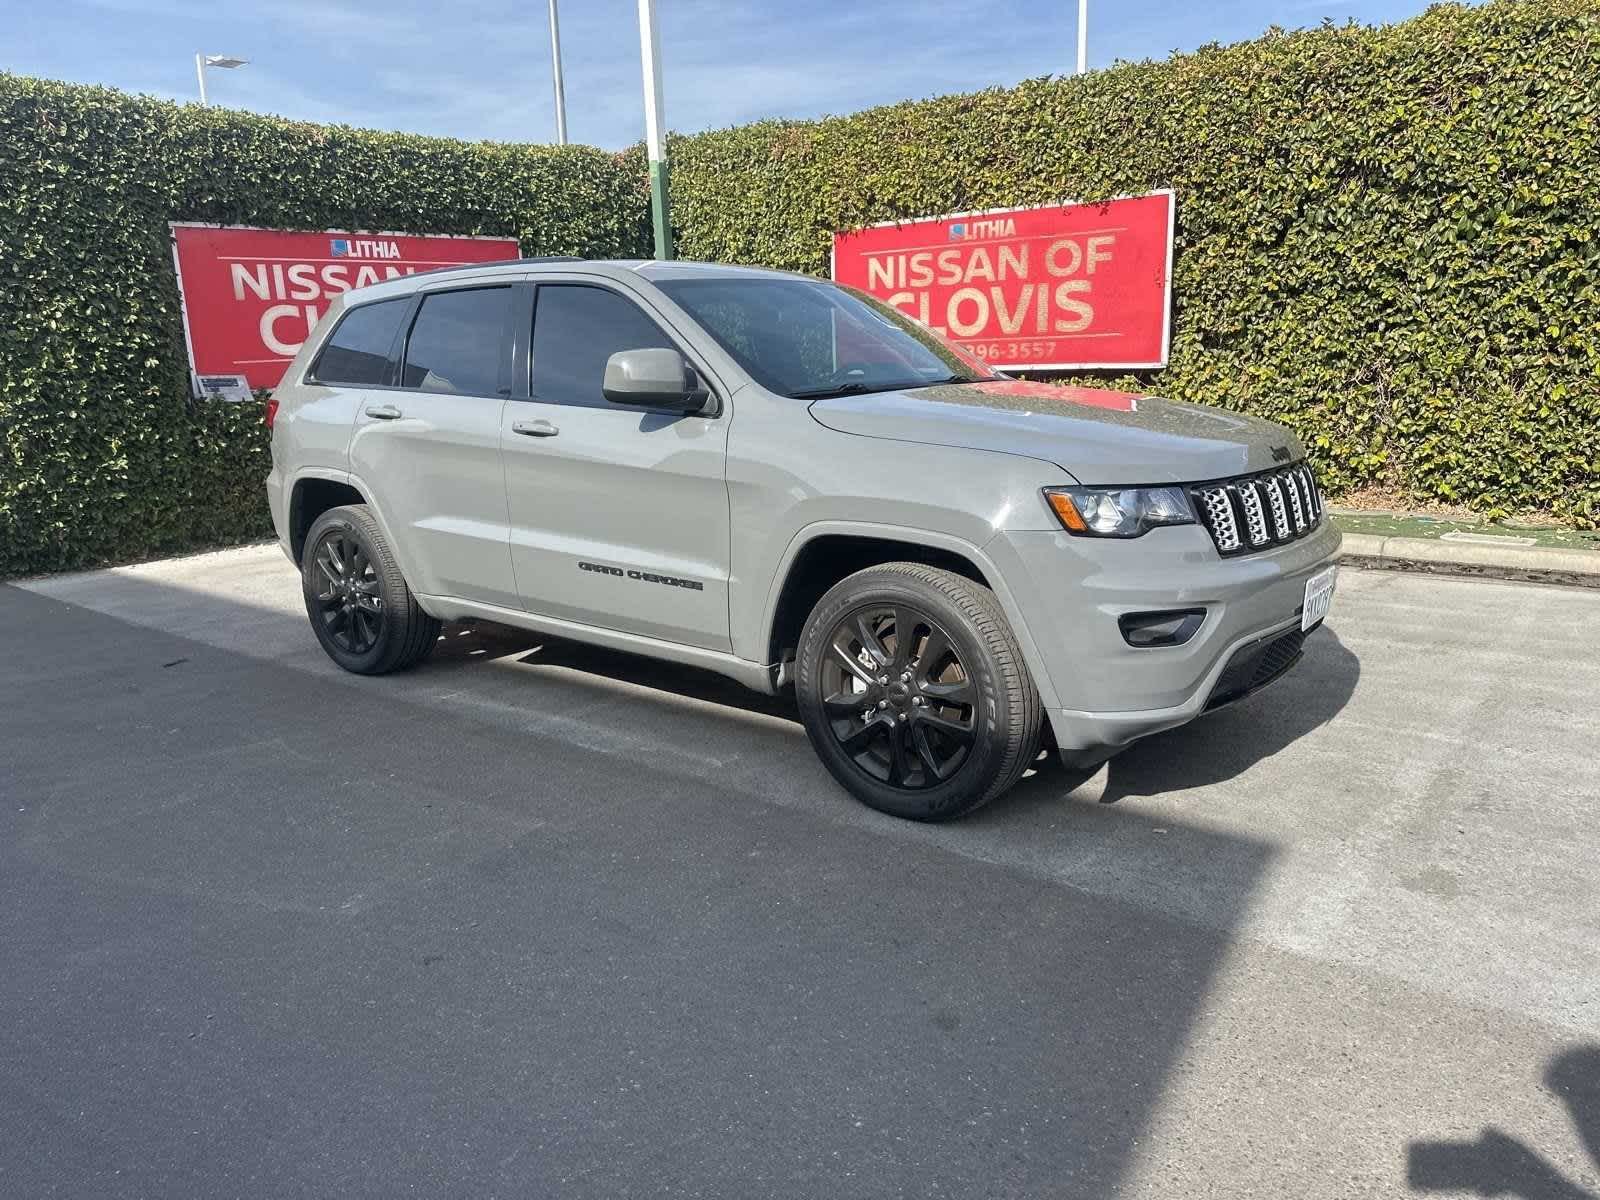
267;258;1340;820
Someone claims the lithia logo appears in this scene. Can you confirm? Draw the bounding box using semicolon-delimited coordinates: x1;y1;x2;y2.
579;561;704;591
947;217;1017;241
330;237;402;259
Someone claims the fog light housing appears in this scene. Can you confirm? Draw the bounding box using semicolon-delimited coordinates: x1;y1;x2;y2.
1118;608;1206;648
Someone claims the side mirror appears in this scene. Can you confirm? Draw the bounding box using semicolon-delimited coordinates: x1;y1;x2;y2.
602;348;711;413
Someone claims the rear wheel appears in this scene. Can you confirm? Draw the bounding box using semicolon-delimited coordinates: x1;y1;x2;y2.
301;504;439;675
795;563;1041;821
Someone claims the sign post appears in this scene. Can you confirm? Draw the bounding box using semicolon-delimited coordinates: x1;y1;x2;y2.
169;224;520;391
831;190;1174;371
637;0;673;260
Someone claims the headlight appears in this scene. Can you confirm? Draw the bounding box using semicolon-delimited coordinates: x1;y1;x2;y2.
1043;485;1196;538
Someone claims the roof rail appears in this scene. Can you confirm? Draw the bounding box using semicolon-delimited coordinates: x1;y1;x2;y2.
409;255;585;280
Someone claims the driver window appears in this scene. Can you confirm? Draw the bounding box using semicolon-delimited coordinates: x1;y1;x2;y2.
531;284;675;409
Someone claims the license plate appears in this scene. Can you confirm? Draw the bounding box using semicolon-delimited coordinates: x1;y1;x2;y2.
1302;565;1338;632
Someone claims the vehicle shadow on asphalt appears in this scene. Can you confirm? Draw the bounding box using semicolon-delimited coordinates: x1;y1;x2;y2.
1009;625;1362;812
428;618;803;722
424;620;1362;818
1406;1044;1600;1199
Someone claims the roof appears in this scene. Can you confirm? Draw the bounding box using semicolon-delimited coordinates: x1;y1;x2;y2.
339;256;819;305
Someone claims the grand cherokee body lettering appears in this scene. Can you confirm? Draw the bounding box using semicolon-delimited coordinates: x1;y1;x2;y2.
578;561;704;591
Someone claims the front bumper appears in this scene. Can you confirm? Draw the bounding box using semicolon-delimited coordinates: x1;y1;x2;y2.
986;518;1342;752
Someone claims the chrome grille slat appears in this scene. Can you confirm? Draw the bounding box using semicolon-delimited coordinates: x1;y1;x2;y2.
1196;486;1240;553
1301;467;1322;519
1286;471;1307;531
1190;461;1325;557
1237;482;1269;546
1265;476;1290;539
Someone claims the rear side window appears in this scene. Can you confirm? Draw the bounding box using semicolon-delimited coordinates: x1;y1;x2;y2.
400;286;513;396
309;298;408;386
531;284;675;408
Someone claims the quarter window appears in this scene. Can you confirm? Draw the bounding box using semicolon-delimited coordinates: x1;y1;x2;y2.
531;285;676;408
309;298;408;386
401;286;513;396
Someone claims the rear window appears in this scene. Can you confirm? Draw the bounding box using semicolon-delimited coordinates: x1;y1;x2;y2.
400;287;513;396
309;298;408;386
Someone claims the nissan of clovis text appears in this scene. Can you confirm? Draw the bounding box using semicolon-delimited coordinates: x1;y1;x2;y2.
266;257;1339;821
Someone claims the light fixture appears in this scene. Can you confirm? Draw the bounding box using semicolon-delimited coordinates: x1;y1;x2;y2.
195;53;248;106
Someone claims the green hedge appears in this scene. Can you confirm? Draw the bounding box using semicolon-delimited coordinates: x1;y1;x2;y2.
668;0;1599;524
0;75;648;576
4;0;1597;580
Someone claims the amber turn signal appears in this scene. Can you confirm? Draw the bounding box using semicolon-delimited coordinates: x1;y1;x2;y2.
1045;490;1088;532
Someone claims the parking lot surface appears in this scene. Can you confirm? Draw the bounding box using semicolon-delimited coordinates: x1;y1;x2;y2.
4;546;1598;1198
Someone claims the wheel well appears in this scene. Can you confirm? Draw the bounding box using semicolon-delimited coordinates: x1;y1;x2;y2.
766;535;992;666
289;478;367;564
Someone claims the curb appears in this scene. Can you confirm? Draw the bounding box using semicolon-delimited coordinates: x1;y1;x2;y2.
1338;532;1600;589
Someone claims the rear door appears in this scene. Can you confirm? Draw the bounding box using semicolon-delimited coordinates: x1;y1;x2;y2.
501;279;732;651
348;281;520;607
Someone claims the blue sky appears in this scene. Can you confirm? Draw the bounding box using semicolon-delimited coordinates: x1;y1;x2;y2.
10;0;1455;148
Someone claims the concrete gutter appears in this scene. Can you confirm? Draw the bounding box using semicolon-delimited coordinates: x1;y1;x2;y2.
1339;531;1600;588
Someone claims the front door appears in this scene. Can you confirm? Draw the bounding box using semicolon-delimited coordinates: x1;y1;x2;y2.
501;281;731;652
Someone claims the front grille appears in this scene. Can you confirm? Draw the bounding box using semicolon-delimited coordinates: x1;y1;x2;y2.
1191;462;1324;557
1205;625;1308;710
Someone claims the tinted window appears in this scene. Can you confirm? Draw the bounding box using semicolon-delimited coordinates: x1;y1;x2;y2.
400;287;512;396
531;285;675;408
310;298;407;386
655;277;998;398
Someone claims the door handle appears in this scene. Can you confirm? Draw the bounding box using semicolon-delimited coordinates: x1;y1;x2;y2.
512;419;560;438
364;403;403;420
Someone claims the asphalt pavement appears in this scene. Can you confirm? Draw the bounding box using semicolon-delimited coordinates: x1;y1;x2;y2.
3;546;1597;1199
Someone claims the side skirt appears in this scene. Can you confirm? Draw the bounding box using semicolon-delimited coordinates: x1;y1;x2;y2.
414;593;780;695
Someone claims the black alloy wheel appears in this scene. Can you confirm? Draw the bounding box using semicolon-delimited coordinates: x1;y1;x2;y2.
310;527;386;655
820;604;976;789
299;504;440;676
795;562;1041;821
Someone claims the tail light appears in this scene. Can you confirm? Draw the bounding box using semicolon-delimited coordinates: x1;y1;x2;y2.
264;398;279;429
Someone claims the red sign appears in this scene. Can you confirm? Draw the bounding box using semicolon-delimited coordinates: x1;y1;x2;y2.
831;191;1174;370
169;223;521;390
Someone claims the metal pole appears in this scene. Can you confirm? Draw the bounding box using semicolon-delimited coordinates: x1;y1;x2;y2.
195;52;208;105
637;0;673;260
548;0;568;145
1076;0;1088;75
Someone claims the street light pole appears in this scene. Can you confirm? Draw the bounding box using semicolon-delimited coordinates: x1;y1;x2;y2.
194;54;247;106
637;0;673;260
1076;0;1088;75
548;0;568;145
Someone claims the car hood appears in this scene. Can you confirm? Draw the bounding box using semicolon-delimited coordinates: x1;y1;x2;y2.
807;380;1304;484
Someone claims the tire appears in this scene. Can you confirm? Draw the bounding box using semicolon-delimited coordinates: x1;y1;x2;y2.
301;504;440;675
794;563;1042;821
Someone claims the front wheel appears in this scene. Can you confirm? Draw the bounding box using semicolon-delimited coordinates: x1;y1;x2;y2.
301;504;440;675
794;563;1041;821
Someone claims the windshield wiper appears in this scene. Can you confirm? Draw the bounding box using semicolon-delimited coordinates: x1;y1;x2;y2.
788;382;880;399
791;374;1003;399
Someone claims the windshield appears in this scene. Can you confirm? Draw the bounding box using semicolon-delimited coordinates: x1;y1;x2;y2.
654;276;1001;399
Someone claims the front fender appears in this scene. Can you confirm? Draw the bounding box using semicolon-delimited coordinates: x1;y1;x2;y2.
754;519;1065;711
